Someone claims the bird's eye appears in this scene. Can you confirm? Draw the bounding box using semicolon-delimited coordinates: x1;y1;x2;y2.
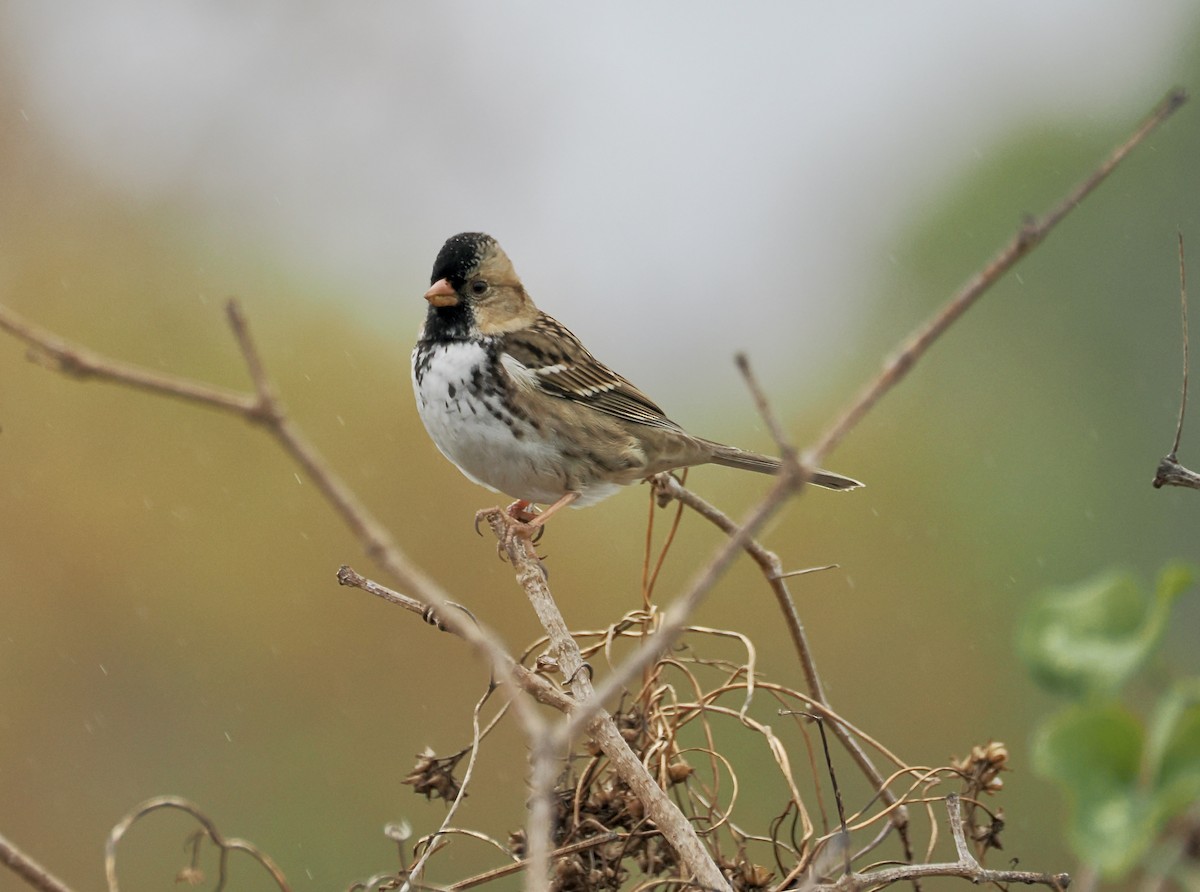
469;279;488;295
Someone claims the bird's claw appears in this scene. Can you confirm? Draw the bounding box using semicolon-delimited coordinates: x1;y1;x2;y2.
474;507;510;560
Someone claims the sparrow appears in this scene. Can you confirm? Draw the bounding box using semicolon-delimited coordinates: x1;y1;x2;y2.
411;232;861;534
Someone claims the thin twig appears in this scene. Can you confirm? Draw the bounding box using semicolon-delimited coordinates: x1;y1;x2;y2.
336;566;577;714
642;477;687;609
224;300;278;413
401;688;491;892
735;352;800;469
337;564;480;631
1171;231;1189;460
0;833;77;892
337;564;441;619
808;717;852;879
1154;232;1200;489
810;87;1187;466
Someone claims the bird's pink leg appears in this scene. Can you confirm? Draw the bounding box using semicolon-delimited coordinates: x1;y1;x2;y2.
521;491;580;531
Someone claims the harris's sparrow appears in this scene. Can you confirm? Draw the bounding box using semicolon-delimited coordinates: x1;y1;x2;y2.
411;232;861;532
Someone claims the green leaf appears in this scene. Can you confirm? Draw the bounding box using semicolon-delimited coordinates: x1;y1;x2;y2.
1018;566;1193;698
1032;704;1153;876
1147;678;1200;817
1033;678;1200;879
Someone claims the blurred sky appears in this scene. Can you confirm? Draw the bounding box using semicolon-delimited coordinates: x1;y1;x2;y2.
2;0;1195;397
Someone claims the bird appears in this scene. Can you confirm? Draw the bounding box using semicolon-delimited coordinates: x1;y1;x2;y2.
411;232;861;536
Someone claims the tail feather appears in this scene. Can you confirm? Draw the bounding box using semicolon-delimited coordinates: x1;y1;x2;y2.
703;442;863;491
808;469;865;491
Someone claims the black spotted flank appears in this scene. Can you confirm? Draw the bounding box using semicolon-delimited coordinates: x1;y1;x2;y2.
431;232;496;288
411;342;435;384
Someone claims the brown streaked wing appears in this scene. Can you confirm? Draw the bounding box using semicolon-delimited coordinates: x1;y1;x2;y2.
501;313;683;431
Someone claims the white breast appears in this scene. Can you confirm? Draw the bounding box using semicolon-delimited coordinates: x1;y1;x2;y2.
412;341;619;506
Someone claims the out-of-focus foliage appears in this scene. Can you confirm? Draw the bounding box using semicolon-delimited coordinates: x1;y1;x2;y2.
1018;565;1192;698
1023;567;1200;880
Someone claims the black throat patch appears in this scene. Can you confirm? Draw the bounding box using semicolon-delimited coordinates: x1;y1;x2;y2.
421;301;473;343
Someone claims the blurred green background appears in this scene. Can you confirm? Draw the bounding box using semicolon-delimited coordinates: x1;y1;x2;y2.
2;4;1199;890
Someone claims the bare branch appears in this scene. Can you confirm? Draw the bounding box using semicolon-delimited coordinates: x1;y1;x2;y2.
810;87;1187;466
225;299;278;415
0;833;77;892
0;301;256;413
337;564;480;631
337;564;439;618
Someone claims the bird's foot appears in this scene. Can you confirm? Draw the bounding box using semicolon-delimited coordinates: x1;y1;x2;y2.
476;493;582;557
475;501;545;558
503;500;548;544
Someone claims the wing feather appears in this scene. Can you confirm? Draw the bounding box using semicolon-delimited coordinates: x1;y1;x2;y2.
499;313;683;431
